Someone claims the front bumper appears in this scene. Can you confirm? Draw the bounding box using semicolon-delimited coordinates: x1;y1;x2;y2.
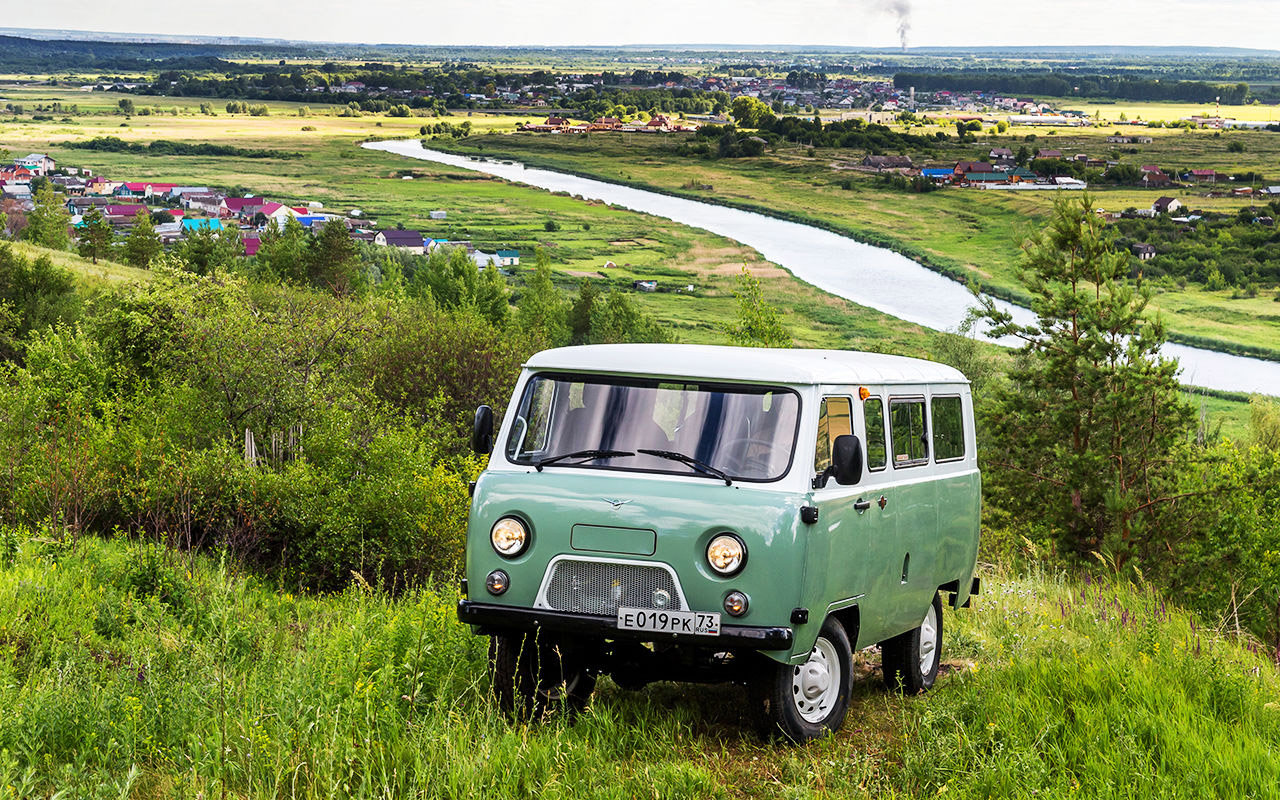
458;600;794;650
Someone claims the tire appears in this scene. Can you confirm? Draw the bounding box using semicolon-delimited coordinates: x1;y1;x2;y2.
489;631;597;721
755;616;853;743
880;591;943;694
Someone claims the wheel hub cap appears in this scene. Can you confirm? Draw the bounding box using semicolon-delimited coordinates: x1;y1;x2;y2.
791;635;842;723
919;605;938;675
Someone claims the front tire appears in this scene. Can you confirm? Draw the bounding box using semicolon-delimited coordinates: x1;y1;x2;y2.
755;616;853;742
880;591;943;694
489;631;598;720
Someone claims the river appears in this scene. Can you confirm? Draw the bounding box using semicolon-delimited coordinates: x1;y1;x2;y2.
364;139;1278;396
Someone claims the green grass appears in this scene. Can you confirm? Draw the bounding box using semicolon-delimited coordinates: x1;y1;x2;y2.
8;241;149;287
1;531;1277;798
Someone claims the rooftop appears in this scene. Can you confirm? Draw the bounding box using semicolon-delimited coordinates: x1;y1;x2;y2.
524;345;969;386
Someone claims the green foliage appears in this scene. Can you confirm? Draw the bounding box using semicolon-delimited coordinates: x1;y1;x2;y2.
122;210;162;269
172;224;241;276
723;267;790;348
975;194;1194;566
255;215;308;283
75;207;114;265
0;242;79;345
586;290;672;344
22;181;71;250
516;249;569;346
405;246;510;327
66;135;300;159
729;96;776;129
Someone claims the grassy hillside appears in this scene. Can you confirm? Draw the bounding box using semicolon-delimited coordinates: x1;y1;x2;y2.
1;531;1277;798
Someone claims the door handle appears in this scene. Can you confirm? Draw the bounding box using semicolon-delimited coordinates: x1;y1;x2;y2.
853;499;871;512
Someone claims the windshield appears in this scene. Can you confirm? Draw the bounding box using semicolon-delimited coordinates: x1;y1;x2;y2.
505;374;801;482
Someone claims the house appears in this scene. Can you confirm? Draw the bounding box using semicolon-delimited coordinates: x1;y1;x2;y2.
1035;149;1063;159
1131;243;1157;261
496;249;520;267
104;204;148;220
1255;216;1275;227
66;197;112;216
632;280;658;292
963;172;1009;185
243;236;261;257
374;229;426;253
184;193;225;215
429;210;447;220
0;166;34;182
545;116;570;127
182;218;225;233
1152;197;1182;214
954;161;994;175
1142;170;1173;187
988;147;1014;161
255;202;298;223
1190;169;1219;184
15;153;55;175
862;155;913;170
118;182;178;199
220;197;266;218
592;117;622;130
646;114;674;131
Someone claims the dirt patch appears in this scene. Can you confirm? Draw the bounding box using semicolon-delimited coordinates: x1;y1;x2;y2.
608;239;638;246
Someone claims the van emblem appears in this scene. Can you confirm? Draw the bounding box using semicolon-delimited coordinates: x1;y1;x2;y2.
602;498;633;509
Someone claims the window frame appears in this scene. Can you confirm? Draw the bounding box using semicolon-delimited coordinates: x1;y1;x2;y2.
930;394;967;464
503;371;805;484
863;394;888;473
888;395;930;469
813;395;855;480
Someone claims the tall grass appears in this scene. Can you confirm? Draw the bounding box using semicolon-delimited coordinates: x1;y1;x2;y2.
0;530;1277;799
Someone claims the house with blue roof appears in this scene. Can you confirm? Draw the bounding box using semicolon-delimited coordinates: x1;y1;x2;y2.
496;250;521;267
182;218;225;233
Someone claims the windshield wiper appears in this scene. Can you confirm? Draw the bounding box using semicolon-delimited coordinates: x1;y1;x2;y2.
534;449;634;471
638;449;733;486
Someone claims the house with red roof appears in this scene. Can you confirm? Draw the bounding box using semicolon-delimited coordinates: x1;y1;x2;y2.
117;182;178;199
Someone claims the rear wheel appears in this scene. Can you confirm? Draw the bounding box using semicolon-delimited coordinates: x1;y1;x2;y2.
755;616;853;742
489;631;598;720
880;591;943;694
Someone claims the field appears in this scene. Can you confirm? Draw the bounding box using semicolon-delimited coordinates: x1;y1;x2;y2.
425;126;1280;359
1;86;944;353
1;532;1278;798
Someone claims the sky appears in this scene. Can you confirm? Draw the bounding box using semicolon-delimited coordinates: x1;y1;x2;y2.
9;0;1280;51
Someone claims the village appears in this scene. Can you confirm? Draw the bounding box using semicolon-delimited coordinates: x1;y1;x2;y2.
0;151;521;266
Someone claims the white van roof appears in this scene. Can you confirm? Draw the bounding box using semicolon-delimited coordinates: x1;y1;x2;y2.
524;344;969;386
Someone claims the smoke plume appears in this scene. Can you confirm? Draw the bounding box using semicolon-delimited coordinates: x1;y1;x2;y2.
873;0;913;50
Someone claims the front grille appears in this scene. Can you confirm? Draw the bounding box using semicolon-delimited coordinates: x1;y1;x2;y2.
542;559;684;615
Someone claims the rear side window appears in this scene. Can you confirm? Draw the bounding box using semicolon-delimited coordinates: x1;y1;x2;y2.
863;396;887;471
814;397;853;474
889;397;928;467
932;396;966;462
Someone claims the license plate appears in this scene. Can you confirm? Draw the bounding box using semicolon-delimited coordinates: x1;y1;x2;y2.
617;607;720;636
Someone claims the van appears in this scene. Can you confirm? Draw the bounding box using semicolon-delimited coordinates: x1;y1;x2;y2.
460;344;981;741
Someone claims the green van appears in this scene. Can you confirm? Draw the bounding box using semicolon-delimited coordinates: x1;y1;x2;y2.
460;344;980;741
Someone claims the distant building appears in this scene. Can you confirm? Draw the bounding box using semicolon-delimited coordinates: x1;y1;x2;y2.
1131;243;1157;261
1152;197;1183;214
375;229;426;253
496;249;521;267
429;210;447;220
15;153;55;175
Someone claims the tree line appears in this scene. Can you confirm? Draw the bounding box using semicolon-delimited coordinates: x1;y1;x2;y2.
894;72;1251;103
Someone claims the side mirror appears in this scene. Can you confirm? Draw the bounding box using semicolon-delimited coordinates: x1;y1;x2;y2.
831;434;863;486
471;405;495;455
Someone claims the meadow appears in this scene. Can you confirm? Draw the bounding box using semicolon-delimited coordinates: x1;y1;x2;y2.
1;530;1277;799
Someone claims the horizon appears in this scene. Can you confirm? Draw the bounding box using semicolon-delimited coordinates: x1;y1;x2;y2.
4;0;1280;52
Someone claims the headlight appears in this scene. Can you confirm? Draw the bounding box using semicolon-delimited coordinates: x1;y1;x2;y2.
723;591;749;617
706;533;746;576
491;517;529;557
486;570;509;595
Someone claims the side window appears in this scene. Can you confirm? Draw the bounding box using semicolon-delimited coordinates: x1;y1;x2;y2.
813;396;853;475
889;397;928;468
932;395;966;462
863;396;887;471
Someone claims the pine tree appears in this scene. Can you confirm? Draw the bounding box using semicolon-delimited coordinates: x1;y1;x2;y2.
76;207;114;264
973;194;1194;566
567;279;600;344
724;266;790;347
306;219;362;295
122;209;162;268
258;216;308;283
23;182;71;250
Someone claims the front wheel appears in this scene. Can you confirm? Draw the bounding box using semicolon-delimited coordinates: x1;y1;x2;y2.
755;616;853;742
489;631;597;721
880;591;943;694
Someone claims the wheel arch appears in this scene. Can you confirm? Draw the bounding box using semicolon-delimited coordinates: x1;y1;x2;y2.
826;604;862;651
